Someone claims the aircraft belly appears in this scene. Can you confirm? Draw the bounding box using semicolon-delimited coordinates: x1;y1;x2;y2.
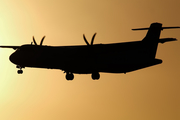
97;59;162;73
54;46;158;74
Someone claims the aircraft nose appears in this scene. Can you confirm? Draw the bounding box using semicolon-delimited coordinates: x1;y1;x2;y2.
9;51;20;65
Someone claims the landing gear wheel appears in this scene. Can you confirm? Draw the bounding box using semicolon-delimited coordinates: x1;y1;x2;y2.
66;73;74;80
17;70;23;74
91;72;100;80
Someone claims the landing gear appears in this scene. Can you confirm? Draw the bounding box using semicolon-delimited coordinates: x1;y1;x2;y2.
17;69;23;74
65;72;74;80
91;72;100;80
16;65;24;74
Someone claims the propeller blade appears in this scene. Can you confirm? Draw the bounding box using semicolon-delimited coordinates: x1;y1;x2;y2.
83;34;90;46
40;36;45;46
91;33;96;45
33;36;37;45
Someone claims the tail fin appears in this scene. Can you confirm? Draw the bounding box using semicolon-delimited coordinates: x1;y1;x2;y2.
132;22;180;59
132;22;180;42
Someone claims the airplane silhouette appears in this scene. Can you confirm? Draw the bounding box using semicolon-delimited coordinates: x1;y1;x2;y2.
0;22;179;80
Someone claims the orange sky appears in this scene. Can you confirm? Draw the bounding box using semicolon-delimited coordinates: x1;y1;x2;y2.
0;0;180;120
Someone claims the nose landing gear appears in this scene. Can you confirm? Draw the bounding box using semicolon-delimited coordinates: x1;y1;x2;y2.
17;69;23;74
16;65;24;74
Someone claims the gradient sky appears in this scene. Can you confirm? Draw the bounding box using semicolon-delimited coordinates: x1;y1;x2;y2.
0;0;180;120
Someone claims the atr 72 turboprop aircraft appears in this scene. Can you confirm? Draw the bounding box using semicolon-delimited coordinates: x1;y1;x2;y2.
0;22;179;80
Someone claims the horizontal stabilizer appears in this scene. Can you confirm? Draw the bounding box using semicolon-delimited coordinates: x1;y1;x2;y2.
132;28;149;30
161;27;180;30
159;38;177;43
132;26;180;31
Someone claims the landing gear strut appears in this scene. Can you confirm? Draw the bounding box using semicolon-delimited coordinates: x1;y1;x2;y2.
16;65;24;74
91;72;100;80
65;72;74;80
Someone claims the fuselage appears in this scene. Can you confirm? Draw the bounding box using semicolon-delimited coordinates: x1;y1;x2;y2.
9;40;162;74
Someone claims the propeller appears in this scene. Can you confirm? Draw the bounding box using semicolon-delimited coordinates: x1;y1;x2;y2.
32;36;46;46
83;33;97;46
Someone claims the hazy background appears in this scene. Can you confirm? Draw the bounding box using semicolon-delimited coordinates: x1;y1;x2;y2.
0;0;180;120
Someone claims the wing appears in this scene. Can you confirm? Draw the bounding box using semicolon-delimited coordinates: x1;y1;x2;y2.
0;46;20;50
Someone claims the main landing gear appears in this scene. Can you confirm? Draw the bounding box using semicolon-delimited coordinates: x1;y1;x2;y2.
65;72;100;80
65;72;74;80
91;72;100;80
